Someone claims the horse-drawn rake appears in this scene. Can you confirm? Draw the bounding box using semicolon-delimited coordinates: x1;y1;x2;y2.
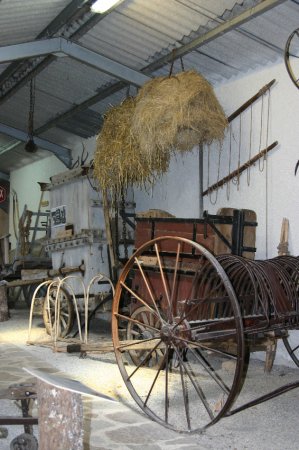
112;235;299;433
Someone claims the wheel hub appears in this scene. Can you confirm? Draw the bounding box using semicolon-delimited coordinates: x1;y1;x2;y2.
160;320;191;344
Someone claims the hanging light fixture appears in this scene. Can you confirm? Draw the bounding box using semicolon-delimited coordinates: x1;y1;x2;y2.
91;0;121;13
25;78;38;153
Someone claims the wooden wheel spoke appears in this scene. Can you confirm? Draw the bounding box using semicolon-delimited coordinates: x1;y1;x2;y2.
191;347;230;395
149;312;155;327
59;316;67;328
177;349;191;430
130;329;143;336
120;281;160;319
134;257;164;322
144;348;169;407
173;344;214;422
115;313;160;333
170;242;181;314
141;311;149;325
117;336;160;351
126;339;164;381
154;243;172;318
174;335;238;360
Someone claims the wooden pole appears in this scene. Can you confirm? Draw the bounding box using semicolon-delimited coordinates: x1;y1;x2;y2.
277;217;290;256
202;141;278;196
227;79;276;123
102;189;117;281
0;284;9;322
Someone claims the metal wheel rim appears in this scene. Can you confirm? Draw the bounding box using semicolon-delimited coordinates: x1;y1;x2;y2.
285;28;299;89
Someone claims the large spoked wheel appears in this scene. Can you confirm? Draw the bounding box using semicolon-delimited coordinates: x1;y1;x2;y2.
42;286;75;338
285;28;299;90
112;236;245;433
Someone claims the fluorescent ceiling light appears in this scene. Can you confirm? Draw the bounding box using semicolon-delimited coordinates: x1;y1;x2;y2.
91;0;120;13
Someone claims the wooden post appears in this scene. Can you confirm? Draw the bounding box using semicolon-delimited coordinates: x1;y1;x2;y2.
277;218;290;256
0;284;9;322
36;379;84;450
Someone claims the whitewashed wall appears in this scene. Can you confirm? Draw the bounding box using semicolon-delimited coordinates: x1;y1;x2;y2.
9;155;65;249
135;60;299;262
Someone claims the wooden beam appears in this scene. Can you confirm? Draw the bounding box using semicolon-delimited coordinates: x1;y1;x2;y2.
202;141;278;196
227;79;276;123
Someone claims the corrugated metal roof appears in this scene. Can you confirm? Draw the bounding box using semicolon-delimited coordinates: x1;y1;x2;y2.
0;0;298;173
0;0;69;46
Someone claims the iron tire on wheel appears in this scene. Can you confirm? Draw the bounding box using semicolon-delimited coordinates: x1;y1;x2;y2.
42;286;75;338
112;236;245;433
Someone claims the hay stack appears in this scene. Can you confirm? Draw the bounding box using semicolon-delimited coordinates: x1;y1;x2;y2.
93;97;169;198
132;70;228;155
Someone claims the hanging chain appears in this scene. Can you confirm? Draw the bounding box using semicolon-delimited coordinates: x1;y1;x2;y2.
247;104;253;186
258;94;265;171
208;142;222;205
180;56;185;72
28;78;36;140
265;89;271;151
236;114;242;190
169;49;176;77
226;126;232;200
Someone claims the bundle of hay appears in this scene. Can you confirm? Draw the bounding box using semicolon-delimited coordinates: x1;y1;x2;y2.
131;70;228;156
93;97;169;199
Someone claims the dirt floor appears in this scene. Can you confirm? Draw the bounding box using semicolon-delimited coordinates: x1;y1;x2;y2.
1;302;299;449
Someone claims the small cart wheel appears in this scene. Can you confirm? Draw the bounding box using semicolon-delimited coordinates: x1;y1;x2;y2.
42;286;74;338
10;433;38;450
112;236;245;433
126;306;165;367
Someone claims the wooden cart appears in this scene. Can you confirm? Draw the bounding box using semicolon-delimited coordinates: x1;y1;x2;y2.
111;216;299;433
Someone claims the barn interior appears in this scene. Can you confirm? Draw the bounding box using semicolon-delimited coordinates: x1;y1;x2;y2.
1;0;299;448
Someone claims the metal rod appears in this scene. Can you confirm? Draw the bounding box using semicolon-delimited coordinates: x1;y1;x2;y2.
227;380;299;416
0;416;38;425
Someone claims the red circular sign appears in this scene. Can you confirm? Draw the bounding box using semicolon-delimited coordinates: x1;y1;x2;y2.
0;186;6;203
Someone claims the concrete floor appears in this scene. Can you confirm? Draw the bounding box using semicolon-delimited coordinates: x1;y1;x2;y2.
1;303;299;449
